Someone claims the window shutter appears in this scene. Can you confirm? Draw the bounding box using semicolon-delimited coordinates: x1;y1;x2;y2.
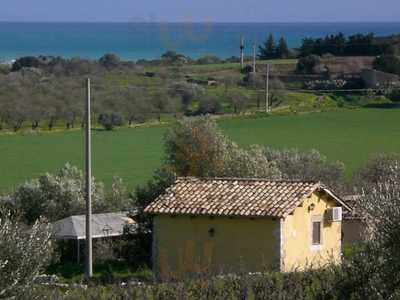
312;221;321;245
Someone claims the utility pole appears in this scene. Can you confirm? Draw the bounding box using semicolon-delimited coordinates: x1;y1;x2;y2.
85;78;93;279
265;64;270;113
252;43;257;73
240;35;244;69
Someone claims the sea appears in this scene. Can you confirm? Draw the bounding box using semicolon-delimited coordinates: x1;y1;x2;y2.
1;22;400;62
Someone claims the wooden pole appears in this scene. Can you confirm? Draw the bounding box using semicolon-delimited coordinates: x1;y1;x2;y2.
85;78;93;278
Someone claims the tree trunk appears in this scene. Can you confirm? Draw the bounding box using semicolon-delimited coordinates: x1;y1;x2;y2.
48;118;55;131
32;121;39;130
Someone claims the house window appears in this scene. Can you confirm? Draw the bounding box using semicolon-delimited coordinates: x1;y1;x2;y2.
312;221;322;245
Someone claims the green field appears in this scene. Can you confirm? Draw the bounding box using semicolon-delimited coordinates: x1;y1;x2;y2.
1;108;400;193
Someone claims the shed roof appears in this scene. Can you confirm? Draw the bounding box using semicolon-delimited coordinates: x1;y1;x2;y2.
342;195;362;220
145;177;350;218
52;212;136;240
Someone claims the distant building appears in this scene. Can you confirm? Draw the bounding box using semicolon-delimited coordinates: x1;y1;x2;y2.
145;177;351;279
361;69;400;88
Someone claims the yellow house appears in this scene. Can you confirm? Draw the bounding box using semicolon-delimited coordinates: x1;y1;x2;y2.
145;177;351;279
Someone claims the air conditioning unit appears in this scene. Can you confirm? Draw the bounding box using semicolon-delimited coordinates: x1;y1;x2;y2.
325;207;342;222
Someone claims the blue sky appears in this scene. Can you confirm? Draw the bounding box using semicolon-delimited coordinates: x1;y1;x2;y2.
1;0;399;23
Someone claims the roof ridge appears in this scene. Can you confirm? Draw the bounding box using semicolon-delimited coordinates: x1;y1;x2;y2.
176;177;318;184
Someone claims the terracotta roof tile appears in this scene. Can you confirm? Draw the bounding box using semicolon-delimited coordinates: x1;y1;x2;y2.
145;177;326;218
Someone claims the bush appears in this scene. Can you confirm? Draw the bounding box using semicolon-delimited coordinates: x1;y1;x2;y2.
353;153;400;188
296;55;322;74
5;163;107;224
196;55;222;65
161;51;188;65
99;53;121;69
195;96;222;115
374;54;400;76
11;56;42;71
265;148;346;192
164;117;281;179
98;113;124;130
386;89;400;102
241;65;253;74
0;209;53;299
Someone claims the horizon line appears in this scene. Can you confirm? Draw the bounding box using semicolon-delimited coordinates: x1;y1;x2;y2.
1;20;400;24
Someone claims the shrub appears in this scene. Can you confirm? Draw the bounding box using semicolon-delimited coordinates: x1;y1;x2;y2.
5;163;107;224
241;65;253;74
374;54;400;76
0;209;53;299
265;148;346;192
11;56;42;71
386;89;400;102
353;153;400;188
195;96;222;115
196;55;222;65
164;117;281;179
296;55;322;74
99;53;121;69
98;113;123;130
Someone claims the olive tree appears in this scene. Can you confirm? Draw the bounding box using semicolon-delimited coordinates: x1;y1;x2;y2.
164;117;281;179
353;153;400;188
265;148;346;192
356;160;400;296
8;163;107;224
0;209;53;298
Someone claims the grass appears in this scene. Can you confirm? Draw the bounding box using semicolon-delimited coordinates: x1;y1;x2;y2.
1;108;400;193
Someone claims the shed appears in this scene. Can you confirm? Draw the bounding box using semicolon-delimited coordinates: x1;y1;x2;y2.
145;177;351;279
52;212;136;263
342;195;366;245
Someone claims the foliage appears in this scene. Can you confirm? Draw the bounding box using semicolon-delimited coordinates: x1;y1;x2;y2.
277;37;290;59
354;163;400;297
0;208;53;299
195;55;222;65
5;163;108;224
124;168;175;267
353;153;400;188
299;32;388;57
240;64;253;75
164;117;281;179
161;51;188;65
259;34;290;60
259;33;277;60
11;56;42;71
373;54;400;76
170;82;205;113
46;261;153;285
228;92;248;114
195;96;222;115
99;53;121;69
296;55;322;74
386;88;400;102
265;148;346;191
98;113;124;130
30;257;400;299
